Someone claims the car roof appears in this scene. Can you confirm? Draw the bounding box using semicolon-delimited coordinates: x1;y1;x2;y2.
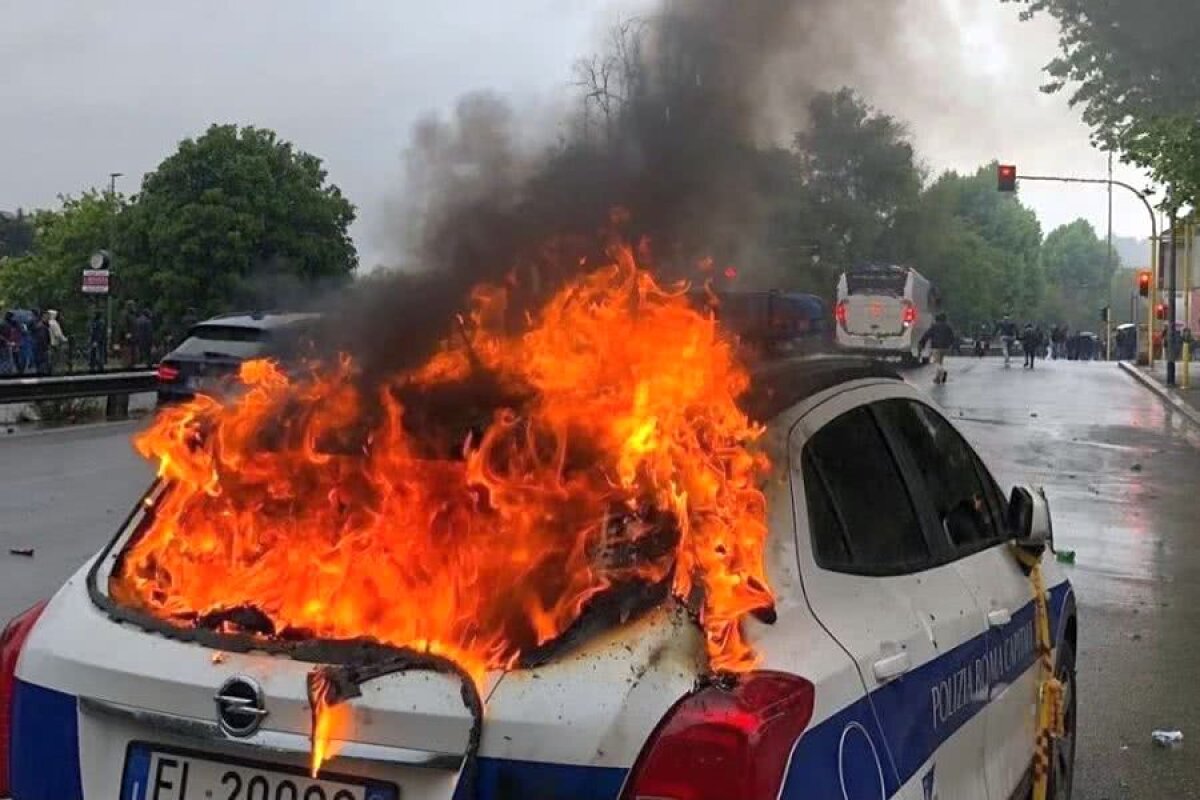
195;311;322;331
743;356;902;421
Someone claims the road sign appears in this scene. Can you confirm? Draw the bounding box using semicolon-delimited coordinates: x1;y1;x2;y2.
82;269;110;294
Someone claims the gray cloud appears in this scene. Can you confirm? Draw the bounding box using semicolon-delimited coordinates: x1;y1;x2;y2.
1;0;1154;273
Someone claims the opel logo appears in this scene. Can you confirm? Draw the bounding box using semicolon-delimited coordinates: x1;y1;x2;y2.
215;676;268;737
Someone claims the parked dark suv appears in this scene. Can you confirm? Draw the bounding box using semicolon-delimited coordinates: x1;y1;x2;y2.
156;311;321;403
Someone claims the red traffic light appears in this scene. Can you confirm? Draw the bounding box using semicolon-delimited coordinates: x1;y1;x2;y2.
1156;303;1168;320
1138;270;1151;297
997;164;1017;192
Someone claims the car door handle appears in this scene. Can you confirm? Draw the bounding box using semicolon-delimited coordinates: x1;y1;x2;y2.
988;608;1012;628
872;652;911;682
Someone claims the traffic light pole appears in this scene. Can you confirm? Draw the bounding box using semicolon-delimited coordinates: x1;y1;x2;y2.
1168;210;1178;386
1015;173;1159;369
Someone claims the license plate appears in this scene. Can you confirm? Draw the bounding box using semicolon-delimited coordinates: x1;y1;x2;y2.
187;376;208;391
121;744;398;800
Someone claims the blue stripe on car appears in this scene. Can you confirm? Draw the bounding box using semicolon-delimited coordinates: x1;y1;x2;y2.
8;580;1072;800
9;681;83;800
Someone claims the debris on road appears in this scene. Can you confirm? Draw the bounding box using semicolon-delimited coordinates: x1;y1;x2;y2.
8;547;34;557
1055;549;1076;565
1131;462;1144;472
1151;730;1184;749
211;651;226;665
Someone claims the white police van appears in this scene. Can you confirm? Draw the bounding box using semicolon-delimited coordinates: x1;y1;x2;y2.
836;265;939;364
1;358;1075;800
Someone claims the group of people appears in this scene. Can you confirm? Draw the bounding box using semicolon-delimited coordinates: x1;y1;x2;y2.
923;313;1104;385
0;309;68;375
0;301;166;377
980;317;1099;369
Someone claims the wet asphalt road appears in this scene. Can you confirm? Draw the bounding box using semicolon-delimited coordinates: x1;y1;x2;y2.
1;358;1198;798
927;356;1200;800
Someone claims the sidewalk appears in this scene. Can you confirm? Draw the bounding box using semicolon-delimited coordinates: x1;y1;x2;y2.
1118;359;1200;426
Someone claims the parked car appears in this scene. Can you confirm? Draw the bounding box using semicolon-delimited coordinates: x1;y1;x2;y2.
155;311;322;403
1;358;1076;800
690;289;832;355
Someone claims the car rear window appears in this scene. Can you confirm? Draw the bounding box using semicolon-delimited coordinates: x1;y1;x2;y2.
846;269;907;297
173;325;271;359
802;406;931;575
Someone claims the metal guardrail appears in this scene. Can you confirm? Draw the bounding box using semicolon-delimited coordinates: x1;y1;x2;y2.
0;370;157;404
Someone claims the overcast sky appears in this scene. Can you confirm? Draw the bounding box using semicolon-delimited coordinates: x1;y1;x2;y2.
1;0;1157;270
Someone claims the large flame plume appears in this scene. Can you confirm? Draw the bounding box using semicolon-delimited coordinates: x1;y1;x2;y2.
112;236;774;766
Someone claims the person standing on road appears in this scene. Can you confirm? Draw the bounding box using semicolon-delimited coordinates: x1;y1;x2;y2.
920;312;956;384
47;310;68;372
30;309;51;375
0;312;18;376
120;300;138;368
134;307;154;367
995;315;1018;367
1021;323;1040;369
88;311;107;372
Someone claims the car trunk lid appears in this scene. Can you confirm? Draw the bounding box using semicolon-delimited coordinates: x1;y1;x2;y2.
844;294;907;336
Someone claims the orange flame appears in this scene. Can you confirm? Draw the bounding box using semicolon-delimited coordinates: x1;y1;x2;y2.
114;237;773;767
308;673;350;777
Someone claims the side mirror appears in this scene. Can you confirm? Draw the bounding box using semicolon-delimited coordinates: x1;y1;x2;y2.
1008;486;1053;548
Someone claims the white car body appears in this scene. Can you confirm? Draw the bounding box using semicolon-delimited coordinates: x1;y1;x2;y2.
4;359;1075;800
836;266;938;362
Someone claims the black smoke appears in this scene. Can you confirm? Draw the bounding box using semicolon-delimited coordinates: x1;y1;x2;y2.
326;0;841;381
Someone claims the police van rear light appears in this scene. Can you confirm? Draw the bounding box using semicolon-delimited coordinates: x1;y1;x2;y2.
0;600;49;796
618;671;814;800
835;301;848;328
902;302;917;326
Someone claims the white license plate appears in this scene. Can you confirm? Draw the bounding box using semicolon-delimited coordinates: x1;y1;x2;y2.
121;745;398;800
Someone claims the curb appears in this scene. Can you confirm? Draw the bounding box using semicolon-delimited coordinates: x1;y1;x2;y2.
1118;361;1200;428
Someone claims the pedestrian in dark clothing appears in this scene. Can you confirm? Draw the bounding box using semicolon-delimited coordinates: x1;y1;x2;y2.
920;312;957;384
120;301;138;368
30;309;51;375
16;315;32;374
0;313;18;375
1021;324;1040;369
134;308;154;366
88;312;107;372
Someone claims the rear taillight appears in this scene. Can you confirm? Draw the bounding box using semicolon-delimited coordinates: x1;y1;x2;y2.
156;363;180;382
835;301;848;327
1;600;48;796
619;672;815;800
902;302;917;326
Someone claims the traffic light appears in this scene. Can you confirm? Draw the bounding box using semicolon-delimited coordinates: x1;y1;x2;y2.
1156;303;1168;320
997;164;1017;192
1100;306;1110;323
1138;270;1151;297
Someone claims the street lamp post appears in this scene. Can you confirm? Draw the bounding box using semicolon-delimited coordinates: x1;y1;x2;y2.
1014;173;1158;368
106;173;122;359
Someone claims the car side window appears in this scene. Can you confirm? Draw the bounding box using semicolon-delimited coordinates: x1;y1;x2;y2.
802;406;932;575
876;399;1002;553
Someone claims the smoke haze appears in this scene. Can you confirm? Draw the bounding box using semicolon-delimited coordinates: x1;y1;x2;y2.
334;0;1098;381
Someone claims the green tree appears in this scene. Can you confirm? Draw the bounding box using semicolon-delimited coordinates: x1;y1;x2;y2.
1039;219;1120;329
120;124;357;325
894;164;1044;328
1013;0;1200;207
0;210;36;259
792;89;923;270
0;191;122;338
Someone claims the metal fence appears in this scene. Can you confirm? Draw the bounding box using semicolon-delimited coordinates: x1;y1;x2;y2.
0;370;156;405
